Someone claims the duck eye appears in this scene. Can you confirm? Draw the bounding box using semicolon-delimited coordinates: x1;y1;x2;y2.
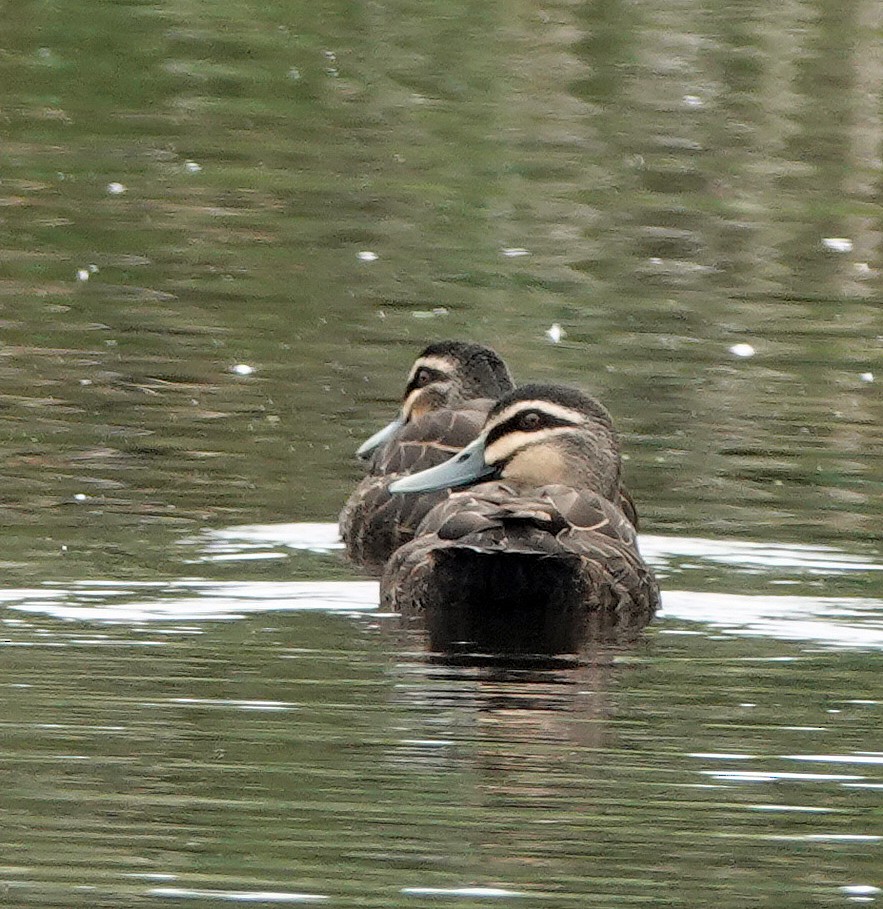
519;411;542;431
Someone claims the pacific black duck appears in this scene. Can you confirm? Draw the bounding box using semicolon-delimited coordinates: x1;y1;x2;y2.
381;384;660;653
339;341;515;574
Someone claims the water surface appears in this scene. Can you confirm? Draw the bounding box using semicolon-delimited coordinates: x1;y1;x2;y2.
1;0;881;905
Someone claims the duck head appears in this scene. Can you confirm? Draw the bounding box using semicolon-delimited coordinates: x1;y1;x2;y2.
356;341;514;459
389;383;622;497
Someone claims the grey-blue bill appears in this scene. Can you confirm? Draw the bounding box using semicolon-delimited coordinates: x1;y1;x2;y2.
356;415;405;459
388;436;495;493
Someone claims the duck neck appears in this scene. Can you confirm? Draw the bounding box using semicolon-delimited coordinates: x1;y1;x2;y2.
500;436;620;497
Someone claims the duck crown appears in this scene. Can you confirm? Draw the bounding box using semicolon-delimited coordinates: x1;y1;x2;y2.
481;384;621;493
486;383;615;432
404;340;515;402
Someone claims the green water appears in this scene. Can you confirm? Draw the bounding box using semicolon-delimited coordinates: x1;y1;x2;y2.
1;0;881;905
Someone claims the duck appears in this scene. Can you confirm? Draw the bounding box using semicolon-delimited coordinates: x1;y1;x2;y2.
380;384;660;653
339;341;516;574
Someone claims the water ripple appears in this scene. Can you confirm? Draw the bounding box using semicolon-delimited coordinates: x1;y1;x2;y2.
183;523;882;576
150;889;328;903
2;525;880;651
2;582;881;652
0;581;376;623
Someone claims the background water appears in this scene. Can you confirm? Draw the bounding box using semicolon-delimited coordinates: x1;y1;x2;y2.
1;0;881;906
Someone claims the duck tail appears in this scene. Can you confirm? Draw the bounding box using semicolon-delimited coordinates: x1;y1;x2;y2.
421;548;587;654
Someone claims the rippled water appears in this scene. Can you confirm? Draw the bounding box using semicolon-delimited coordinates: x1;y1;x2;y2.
9;524;883;649
3;524;881;906
2;0;882;905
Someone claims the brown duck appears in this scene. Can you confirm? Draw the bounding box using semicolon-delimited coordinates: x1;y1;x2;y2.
339;341;515;574
381;384;660;653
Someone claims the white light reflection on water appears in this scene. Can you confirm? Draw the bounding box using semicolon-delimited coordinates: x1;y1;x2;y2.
126;873;178;881
701;771;864;783
689;752;756;760
639;535;882;574
401;887;526;898
841;885;882;900
749;805;836;813
0;581;376;623
149;888;328;903
181;522;344;561
784;753;883;765
3;523;881;650
660;591;883;649
185;522;882;574
765;835;881;842
3;580;881;650
169;697;297;711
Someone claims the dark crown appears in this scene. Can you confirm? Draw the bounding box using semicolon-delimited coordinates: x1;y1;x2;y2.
489;383;615;429
418;341;514;398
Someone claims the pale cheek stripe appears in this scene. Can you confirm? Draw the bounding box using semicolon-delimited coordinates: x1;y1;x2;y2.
407;356;454;382
401;388;422;420
484;427;574;465
483;401;586;437
402;381;452;420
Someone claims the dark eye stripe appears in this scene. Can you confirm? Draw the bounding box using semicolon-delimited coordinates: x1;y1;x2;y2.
404;367;446;395
484;411;575;447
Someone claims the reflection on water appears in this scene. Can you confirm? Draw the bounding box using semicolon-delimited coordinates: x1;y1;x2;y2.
2;562;881;907
188;522;883;573
7;578;883;649
2;0;883;905
148;888;329;902
2;577;376;623
663;591;883;649
4;522;882;654
182;523;346;561
2;525;881;906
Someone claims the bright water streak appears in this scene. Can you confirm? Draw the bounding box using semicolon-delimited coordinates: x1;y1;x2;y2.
1;0;882;904
2;533;881;908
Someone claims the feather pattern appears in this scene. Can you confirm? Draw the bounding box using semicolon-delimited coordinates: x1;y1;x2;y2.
378;383;659;653
382;481;658;650
365;402;494;476
340;340;516;574
340;404;492;574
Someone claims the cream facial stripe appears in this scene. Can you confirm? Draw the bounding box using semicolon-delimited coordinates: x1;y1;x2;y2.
402;357;454;419
407;355;454;382
484;426;576;466
401;389;421;419
482;400;586;438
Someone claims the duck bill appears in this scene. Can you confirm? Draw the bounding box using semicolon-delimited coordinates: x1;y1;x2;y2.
356;415;405;459
389;437;494;493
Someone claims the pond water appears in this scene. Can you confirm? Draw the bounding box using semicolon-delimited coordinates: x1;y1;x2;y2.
1;0;881;906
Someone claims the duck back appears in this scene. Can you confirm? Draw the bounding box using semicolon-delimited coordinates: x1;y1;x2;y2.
381;482;659;653
340;401;493;573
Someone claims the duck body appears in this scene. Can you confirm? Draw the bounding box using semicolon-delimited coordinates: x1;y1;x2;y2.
381;482;658;652
339;342;515;575
340;399;494;574
381;384;660;653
